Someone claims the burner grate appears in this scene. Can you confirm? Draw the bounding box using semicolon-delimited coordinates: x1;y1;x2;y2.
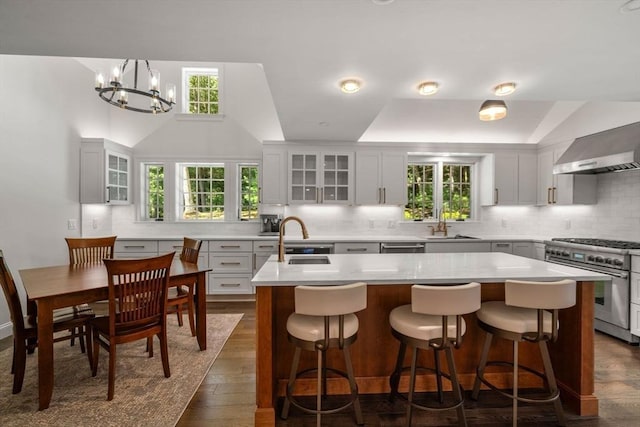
551;238;640;250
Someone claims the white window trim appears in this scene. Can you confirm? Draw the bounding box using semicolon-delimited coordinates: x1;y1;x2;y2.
181;65;224;116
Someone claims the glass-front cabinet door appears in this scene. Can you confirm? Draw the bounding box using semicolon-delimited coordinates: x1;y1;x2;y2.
288;151;353;204
106;151;130;203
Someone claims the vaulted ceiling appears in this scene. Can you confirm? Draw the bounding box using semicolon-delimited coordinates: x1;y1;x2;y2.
2;0;640;144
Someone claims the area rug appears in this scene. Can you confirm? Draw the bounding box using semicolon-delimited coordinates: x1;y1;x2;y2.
0;313;243;427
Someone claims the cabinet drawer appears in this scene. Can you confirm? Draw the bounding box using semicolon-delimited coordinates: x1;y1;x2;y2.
253;241;278;253
334;242;380;254
210;253;252;273
158;240;209;254
115;240;158;253
631;272;640;305
208;273;253;294
209;240;253;252
115;252;157;259
491;242;513;253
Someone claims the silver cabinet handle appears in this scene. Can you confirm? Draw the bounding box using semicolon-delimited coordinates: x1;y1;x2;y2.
124;245;145;249
495;243;510;247
220;283;241;287
382;187;386;204
547;187;552;204
220;245;241;249
495;188;499;205
347;248;368;252
220;262;241;266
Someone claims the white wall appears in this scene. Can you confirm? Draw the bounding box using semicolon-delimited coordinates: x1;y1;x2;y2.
0;55;108;338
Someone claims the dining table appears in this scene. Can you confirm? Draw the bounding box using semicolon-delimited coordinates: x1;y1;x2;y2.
19;259;211;410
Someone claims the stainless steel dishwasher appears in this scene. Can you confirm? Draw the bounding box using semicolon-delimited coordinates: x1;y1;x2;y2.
380;242;426;253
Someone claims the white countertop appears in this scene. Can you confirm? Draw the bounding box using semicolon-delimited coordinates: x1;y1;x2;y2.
251;252;610;286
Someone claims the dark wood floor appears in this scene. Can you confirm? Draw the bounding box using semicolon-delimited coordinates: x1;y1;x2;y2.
3;301;639;426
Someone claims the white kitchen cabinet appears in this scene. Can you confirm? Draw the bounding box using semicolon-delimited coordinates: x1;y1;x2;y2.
158;240;208;266
537;146;597;205
114;239;158;259
208;240;253;294
288;151;354;204
483;153;537;206
631;256;640;337
253;240;278;275
355;151;407;205
425;242;491;253
334;242;381;254
491;242;512;253
80;138;132;204
260;147;287;205
534;242;546;260
512;242;534;258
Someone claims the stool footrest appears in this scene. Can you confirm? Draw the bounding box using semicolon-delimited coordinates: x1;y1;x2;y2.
390;365;465;412
473;361;560;404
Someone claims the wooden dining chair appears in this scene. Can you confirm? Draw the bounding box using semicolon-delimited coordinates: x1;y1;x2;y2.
166;237;202;336
0;249;93;394
89;251;175;401
65;235;116;348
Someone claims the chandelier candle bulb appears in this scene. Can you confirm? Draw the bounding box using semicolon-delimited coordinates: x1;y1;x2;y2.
118;90;128;105
95;72;105;89
166;84;176;103
111;66;121;85
149;70;160;93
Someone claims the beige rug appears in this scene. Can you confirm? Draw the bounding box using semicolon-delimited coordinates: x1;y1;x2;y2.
0;313;243;427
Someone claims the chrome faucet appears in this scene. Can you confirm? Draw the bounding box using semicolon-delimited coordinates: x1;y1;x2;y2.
278;216;309;262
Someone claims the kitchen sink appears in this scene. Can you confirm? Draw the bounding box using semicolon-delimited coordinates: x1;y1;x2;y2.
288;256;331;265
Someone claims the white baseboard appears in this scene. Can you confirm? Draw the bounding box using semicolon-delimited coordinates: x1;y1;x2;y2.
0;321;13;340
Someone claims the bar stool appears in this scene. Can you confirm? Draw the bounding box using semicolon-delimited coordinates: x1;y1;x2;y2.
281;282;367;426
471;279;577;426
389;282;481;427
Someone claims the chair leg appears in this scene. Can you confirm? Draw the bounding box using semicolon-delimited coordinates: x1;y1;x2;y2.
316;349;322;427
159;331;171;378
78;326;86;353
281;346;302;419
406;346;418;427
148;336;154;358
91;329;100;377
107;339;116;401
343;346;364;425
472;331;494;400
445;346;467;427
512;340;518;427
390;341;406;401
434;348;444;403
176;305;184;327
187;288;196;337
539;341;567;426
70;327;76;347
12;338;27;394
85;325;93;372
11;340;15;374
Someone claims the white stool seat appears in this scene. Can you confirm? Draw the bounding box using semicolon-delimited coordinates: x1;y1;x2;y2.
476;301;555;335
287;313;359;342
390;305;466;341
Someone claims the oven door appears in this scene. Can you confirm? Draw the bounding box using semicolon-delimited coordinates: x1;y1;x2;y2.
546;258;629;329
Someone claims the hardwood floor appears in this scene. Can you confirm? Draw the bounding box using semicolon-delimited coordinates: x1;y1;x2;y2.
2;301;639;426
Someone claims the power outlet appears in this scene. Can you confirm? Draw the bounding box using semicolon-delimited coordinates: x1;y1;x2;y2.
92;218;99;229
387;220;396;229
67;219;77;230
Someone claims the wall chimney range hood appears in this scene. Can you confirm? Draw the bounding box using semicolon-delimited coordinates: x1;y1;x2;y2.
553;121;640;174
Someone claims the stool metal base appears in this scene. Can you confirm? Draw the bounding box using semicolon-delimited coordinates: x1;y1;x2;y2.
390;330;467;427
471;328;567;427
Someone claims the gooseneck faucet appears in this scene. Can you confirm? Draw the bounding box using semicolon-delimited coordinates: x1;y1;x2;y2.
278;216;309;262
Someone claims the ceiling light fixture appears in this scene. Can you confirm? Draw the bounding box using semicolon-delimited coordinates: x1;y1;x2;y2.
493;82;517;96
417;81;439;96
340;79;361;94
94;59;176;114
478;100;507;121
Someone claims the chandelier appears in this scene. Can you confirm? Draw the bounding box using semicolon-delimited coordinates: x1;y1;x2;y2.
94;59;176;114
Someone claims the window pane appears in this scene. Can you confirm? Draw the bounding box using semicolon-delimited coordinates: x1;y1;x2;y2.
184;69;220;115
405;164;435;220
179;164;225;220
240;165;259;220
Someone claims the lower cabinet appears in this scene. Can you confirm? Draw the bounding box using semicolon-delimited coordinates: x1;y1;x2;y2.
253;240;278;275
334;242;380;254
631;260;640;337
209;240;253;295
425;242;491;253
114;240;158;259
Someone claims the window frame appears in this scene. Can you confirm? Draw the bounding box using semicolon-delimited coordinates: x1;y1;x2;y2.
142;162;165;222
177;162;226;221
181;66;223;116
238;163;259;221
405;155;479;221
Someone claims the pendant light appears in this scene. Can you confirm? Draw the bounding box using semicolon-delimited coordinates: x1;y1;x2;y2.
478;100;507;121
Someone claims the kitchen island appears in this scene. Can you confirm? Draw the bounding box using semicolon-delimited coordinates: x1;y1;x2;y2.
251;252;609;427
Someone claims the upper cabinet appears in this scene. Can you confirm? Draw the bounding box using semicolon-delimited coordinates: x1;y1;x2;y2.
481;152;537;206
288;151;354;204
80;138;132;204
537;146;597;205
355;151;407;205
260;147;287;205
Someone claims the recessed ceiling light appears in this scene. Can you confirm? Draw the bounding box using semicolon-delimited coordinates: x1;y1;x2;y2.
417;81;439;96
479;100;508;121
493;82;516;96
340;79;361;94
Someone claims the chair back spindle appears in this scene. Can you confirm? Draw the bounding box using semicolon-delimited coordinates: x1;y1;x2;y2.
65;236;117;265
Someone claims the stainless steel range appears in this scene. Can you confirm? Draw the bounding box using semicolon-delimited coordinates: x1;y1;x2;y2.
544;238;640;344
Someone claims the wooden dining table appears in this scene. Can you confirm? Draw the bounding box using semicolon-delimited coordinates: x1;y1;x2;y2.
19;259;211;410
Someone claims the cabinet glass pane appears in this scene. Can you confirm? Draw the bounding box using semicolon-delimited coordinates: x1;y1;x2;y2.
291;186;303;200
118;187;128;201
305;171;316;185
108;170;118;185
108;186;118;201
292;170;303;185
304;155;317;170
324;155;336;170
119;157;128;172
324;171;335;185
292;155;304;169
109;155;118;170
324;187;336;201
337;170;348;185
336;155;348;170
118;171;128;186
304;186;317;201
337;187;348;200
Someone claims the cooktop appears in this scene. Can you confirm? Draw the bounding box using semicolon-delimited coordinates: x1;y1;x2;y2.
551;238;640;250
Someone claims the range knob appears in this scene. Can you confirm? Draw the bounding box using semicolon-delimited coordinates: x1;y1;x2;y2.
562;251;570;257
595;256;605;263
604;258;612;265
587;255;595;262
613;259;624;267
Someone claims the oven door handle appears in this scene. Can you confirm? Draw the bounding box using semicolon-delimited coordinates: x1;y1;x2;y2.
547;259;628;279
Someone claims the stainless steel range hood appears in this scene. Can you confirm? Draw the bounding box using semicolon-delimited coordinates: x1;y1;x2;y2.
553;121;640;174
